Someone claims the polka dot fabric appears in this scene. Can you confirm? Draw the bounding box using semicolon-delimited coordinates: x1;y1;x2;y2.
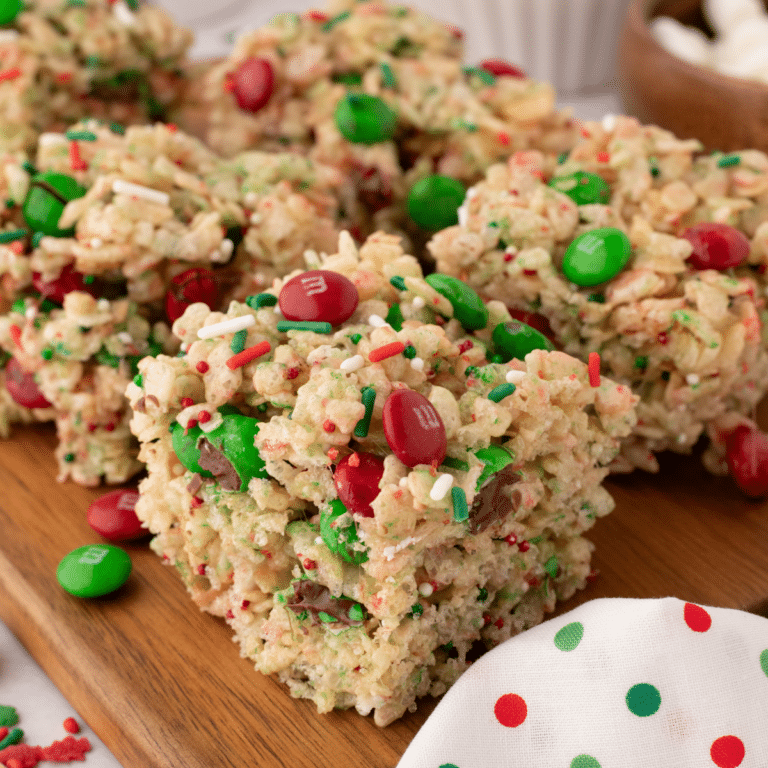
397;598;768;768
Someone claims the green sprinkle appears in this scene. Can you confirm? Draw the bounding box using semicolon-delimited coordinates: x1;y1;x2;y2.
661;371;671;381
402;345;417;359
64;453;75;463
31;231;45;249
83;274;95;285
0;705;18;727
133;373;143;387
85;55;101;68
331;71;363;85
245;292;278;309
557;152;569;165
717;154;741;168
634;355;649;369
109;122;126;135
96;348;120;368
348;603;364;622
350;333;362;345
409;603;423;617
318;611;337;623
649;158;660;177
125;0;138;10
0;228;28;244
230;328;247;354
440;456;469;472
277;320;333;334
477;587;488;602
5;198;14;209
380;61;397;89
490;354;504;364
544;555;559;578
385;303;403;332
296;610;308;621
321;10;350;30
389;275;406;291
463;66;495;86
440;641;454;652
65;130;97;141
0;728;23;750
22;161;37;176
41;348;53;360
451;486;468;522
256;403;268;412
587;293;605;303
487;383;516;402
353;386;376;438
11;299;25;314
40;298;58;313
464;365;479;379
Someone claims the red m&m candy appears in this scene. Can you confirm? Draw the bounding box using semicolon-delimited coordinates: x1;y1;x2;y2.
681;223;750;271
334;452;385;518
382;389;446;467
87;488;146;541
165;268;218;323
479;58;527;79
5;356;51;409
230;57;275;113
725;424;768;498
32;264;94;304
278;269;359;326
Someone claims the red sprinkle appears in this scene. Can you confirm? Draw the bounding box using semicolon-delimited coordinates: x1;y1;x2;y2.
0;727;7;740
327;447;339;462
104;422;115;432
196;361;210;373
285;366;300;380
305;9;328;20
197;410;211;424
68;141;87;171
348;452;361;467
518;540;530;552
165;123;178;133
226;340;271;370
225;609;234;620
503;254;514;262
596;151;610;163
62;718;79;735
483;614;492;626
504;533;517;546
187;418;198;430
190;496;204;508
180;397;194;408
322;419;336;433
0;67;21;82
196;564;206;574
497;131;510;146
56;72;72;83
588;352;601;387
369;341;406;363
457;340;474;354
9;324;22;348
0;736;91;767
657;331;669;345
241;600;250;609
303;559;317;570
494;618;504;629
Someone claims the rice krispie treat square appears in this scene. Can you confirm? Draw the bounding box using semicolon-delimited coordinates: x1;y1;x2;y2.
0;0;193;153
427;146;768;477
127;231;636;725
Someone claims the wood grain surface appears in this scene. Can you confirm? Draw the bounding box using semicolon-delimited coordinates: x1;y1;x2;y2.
0;424;767;768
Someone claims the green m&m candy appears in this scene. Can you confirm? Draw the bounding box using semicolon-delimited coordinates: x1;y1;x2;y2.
474;444;515;490
0;0;22;25
492;320;554;363
407;174;465;231
424;273;488;330
320;499;368;565
334;93;396;145
548;172;610;206
22;172;87;237
562;227;631;287
171;404;242;477
57;544;131;598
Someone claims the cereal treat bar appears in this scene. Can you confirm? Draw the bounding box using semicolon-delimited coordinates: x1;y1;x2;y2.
178;0;578;242
0;291;176;484
0;0;193;153
128;231;636;725
0;119;342;313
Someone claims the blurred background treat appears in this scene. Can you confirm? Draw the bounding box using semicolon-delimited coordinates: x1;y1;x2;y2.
152;0;629;119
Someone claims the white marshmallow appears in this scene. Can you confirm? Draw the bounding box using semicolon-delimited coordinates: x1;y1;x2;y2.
650;16;713;66
703;0;765;36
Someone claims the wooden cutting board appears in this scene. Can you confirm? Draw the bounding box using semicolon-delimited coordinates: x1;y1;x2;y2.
0;423;767;768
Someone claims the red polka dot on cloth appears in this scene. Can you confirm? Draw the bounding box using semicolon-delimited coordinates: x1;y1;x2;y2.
396;598;768;768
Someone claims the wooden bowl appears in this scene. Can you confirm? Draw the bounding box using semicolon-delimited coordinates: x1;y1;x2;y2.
617;0;768;153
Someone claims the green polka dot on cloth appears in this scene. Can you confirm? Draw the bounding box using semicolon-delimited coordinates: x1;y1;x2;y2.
438;764;460;768
760;649;768;677
570;756;601;768
554;621;584;651
626;683;661;717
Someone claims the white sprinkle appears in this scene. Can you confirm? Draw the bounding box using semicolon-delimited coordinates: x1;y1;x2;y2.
24;306;36;320
685;373;700;385
677;433;687;444
602;113;618;132
340;354;365;372
220;238;234;257
0;30;19;44
245;192;258;207
112;0;137;25
117;332;133;344
90;238;103;249
314;536;323;545
273;305;282;316
382;536;418;561
197;314;255;339
429;473;454;501
97;299;110;311
209;248;228;264
38;133;67;147
412;296;426;309
249;212;262;225
112;179;170;206
411;357;425;371
418;582;434;597
254;273;267;286
368;314;389;328
506;369;526;384
398;476;409;488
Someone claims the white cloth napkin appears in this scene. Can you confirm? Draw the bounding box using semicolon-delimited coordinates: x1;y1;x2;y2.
397;597;768;768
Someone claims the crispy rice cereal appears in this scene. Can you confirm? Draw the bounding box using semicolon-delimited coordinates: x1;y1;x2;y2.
178;0;577;240
128;232;636;724
428;145;768;473
0;0;193;153
0;292;176;484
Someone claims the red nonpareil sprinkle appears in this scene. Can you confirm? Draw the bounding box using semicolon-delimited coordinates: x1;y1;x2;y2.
497;131;510;146
190;496;203;508
657;331;669;345
68;141;87;171
260;549;272;559
187;418;198;430
322;419;336;433
9;324;22;348
180;397;194;408
104;422;115;432
225;609;234;620
197;410;211;424
494;618;504;629
0;67;21;82
483;613;492;626
62;718;79;735
504;533;517;546
226;340;271;369
522;269;537;276
241;600;250;609
504;253;514;262
596;151;610;163
518;540;530;552
9;240;23;255
87;423;97;433
305;9;328;21
457;340;473;354
327;447;339;461
588;352;601;387
195;360;210;373
303;559;317;570
56;72;72;83
285;366;300;380
586;568;600;582
580;127;591;138
369;341;406;363
196;564;206;574
166;123;178;133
